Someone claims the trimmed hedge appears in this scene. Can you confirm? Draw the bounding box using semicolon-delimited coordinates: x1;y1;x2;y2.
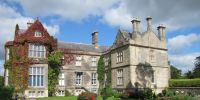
169;78;200;87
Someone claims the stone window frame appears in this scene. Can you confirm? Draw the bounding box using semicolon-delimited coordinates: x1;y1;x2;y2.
28;67;44;87
75;72;82;85
37;91;44;97
116;51;123;63
75;55;82;66
58;73;65;86
104;57;109;66
57;90;65;96
28;43;46;58
91;73;97;85
28;91;36;97
91;56;97;66
117;69;123;85
34;31;42;37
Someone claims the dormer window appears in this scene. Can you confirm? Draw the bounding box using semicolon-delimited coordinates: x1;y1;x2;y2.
35;31;42;37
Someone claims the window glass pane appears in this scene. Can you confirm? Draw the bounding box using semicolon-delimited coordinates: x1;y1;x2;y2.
37;75;40;86
33;75;36;86
29;75;32;86
33;67;36;74
41;76;44;86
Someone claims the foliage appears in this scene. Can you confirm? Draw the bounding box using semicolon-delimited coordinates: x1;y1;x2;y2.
193;56;200;78
0;86;15;100
169;78;200;87
101;85;113;98
0;76;3;87
65;89;71;96
48;51;63;96
184;70;194;79
170;65;182;79
157;89;197;100
97;56;105;95
77;92;97;100
121;88;155;99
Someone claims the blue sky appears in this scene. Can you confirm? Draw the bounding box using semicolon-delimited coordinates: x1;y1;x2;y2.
0;0;200;75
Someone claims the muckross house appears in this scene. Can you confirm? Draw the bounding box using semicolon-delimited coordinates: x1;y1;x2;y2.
4;17;170;98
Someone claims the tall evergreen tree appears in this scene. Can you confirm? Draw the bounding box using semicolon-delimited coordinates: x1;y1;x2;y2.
170;65;182;79
97;56;105;95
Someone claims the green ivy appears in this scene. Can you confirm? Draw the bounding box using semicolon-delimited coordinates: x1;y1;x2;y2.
48;51;63;96
97;56;105;95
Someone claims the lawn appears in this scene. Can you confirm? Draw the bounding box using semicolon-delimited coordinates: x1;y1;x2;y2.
37;96;115;100
37;96;77;100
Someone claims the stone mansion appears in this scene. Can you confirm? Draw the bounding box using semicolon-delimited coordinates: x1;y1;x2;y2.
4;17;170;98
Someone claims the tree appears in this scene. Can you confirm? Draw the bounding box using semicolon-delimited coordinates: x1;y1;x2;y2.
193;56;200;78
97;56;105;95
48;51;63;96
185;70;194;79
170;65;182;79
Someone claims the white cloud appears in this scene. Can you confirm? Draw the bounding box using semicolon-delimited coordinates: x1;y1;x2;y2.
16;0;120;22
169;53;200;72
168;33;200;54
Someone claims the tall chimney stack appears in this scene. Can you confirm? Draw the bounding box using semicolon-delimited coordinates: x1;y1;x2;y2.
146;16;152;31
92;31;98;48
131;17;140;33
157;24;166;40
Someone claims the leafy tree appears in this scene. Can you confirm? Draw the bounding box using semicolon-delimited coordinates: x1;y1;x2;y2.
48;51;63;96
97;56;105;95
193;56;200;78
170;65;182;79
185;70;194;79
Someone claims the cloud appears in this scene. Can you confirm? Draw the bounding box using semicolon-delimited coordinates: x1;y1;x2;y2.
169;53;200;72
16;0;120;22
168;33;200;54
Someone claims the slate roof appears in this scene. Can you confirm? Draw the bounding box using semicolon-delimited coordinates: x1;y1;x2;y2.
58;41;110;53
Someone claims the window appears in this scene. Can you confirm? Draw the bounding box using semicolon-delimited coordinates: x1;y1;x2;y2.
75;72;82;85
91;56;97;66
117;69;123;85
150;70;155;83
150;50;155;62
6;48;9;60
57;90;65;96
58;73;65;86
28;91;36;97
38;91;44;97
35;31;42;37
104;57;109;66
75;56;82;66
91;88;97;93
29;67;44;87
91;73;96;85
117;51;123;63
28;44;46;58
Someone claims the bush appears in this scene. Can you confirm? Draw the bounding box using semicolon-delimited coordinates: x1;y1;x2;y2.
169;78;200;87
78;92;97;100
65;89;71;96
122;88;155;99
0;86;15;100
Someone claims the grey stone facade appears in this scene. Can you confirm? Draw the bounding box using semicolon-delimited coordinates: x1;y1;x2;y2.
4;17;169;98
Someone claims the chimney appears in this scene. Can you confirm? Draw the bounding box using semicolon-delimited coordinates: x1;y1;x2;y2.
146;16;152;31
14;24;19;38
157;24;166;40
131;17;140;33
92;31;98;48
27;21;33;28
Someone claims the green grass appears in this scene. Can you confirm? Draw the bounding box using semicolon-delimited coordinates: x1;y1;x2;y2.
169;78;200;87
37;96;115;100
37;96;77;100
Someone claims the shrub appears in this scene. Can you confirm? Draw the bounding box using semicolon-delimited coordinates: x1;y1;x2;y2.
65;89;71;96
0;86;15;100
122;88;155;99
169;78;200;87
78;92;97;100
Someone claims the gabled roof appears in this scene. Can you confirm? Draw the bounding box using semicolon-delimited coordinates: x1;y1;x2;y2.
58;41;109;53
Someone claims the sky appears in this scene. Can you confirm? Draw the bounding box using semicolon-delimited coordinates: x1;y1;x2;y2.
0;0;200;75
